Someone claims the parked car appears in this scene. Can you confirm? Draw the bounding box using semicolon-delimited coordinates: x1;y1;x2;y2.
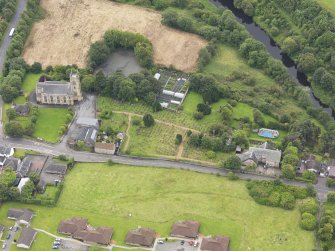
157;240;164;244
9;226;13;231
193;241;199;247
2;243;6;249
181;240;185;245
6;234;11;240
52;245;59;249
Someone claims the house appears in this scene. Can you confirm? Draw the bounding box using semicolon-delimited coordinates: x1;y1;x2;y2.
125;228;156;247
17;227;37;249
7;208;34;225
36;73;83;105
44;163;68;176
200;236;230;251
73;227;113;246
15;103;30;116
58;217;88;235
4;157;20;171
18;178;30;193
76;117;99;129
297;154;322;175
16;157;32;178
238;142;282;168
0;225;4;239
95;142;115;155
171;220;200;238
0;146;14;157
67;126;98;148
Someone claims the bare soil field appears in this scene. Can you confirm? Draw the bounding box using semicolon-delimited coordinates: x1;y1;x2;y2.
22;0;207;72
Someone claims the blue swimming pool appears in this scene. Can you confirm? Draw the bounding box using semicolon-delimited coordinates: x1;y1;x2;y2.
259;131;274;138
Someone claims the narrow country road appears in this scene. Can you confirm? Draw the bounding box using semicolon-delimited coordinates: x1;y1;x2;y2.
0;0;28;72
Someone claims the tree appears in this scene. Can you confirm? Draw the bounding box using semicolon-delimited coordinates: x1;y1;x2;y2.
300;212;317;231
143;114;154;127
327;192;335;202
299;198;318;215
0;84;19;103
0;168;16;187
197;103;211;115
29;172;40;186
297;53;318;73
279;192;295;209
282;154;299;166
302;170;316;182
320;72;335;92
4;121;24;137
232;130;249;149
282;37;298;54
88;41;110;69
223;155;242;170
253;109;265;127
30;62;42;73
221;106;232;122
281;164;295;179
20;180;35;199
175;134;182;145
6;108;17;121
318;223;333;241
81;75;96;92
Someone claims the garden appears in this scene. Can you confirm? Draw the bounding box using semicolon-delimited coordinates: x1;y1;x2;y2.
0;163;316;251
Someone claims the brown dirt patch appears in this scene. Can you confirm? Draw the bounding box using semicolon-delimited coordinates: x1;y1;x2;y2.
22;0;207;72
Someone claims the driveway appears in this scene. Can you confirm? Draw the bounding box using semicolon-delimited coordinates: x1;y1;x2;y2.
155;240;198;251
2;223;20;251
0;0;28;72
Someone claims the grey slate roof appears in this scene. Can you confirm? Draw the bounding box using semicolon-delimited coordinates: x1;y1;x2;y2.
17;227;37;248
4;157;20;171
70;127;97;146
7;208;34;223
16;158;32;177
248;147;282;163
76;117;99;129
15;104;29;115
37;81;73;95
45;163;68;175
0;146;12;156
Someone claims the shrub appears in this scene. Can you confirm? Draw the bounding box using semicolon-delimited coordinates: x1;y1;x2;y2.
107;159;113;166
281;164;295;179
193;111;204;120
205;150;216;159
175;134;183;145
299;198;318;215
143;114;155;127
227;171;239;180
132;118;142;126
186;130;192;137
300;212;317;231
197;103;211;115
327;178;335;187
327;192;335;203
280;192;295;210
30;62;42;73
267;192;281;207
223;155;241;170
302;170;316;182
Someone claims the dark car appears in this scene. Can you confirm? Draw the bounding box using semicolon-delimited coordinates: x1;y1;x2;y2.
6;234;11;240
181;240;185;245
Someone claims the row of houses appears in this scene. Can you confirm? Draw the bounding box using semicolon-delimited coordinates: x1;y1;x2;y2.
57;218;230;250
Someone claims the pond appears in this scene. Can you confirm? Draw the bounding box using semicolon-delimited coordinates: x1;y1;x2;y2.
95;49;143;77
213;0;334;117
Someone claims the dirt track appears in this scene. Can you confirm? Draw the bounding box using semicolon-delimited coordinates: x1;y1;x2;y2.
22;0;207;72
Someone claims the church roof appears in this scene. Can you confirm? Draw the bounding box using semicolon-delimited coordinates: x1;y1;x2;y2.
37;81;73;95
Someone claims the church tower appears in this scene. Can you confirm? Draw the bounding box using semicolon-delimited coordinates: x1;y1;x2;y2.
70;71;83;101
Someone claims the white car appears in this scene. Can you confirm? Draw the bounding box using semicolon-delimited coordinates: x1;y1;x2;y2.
2;243;7;249
157;240;164;244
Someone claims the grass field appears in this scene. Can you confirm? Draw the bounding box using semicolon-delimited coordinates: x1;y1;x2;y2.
0;164;315;251
33;108;69;142
22;73;41;94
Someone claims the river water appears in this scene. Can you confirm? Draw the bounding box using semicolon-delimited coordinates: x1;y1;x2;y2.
213;0;333;116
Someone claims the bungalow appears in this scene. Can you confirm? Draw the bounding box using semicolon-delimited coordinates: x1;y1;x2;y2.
44;163;68;176
238;142;281;168
16;158;32;178
125;228;156;247
73;227;113;246
7;208;34;225
171;220;200;238
200;236;230;251
57;217;88;235
17;227;37;249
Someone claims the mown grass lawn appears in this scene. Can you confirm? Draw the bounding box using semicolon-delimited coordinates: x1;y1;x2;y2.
33;108;69;142
21;73;42;94
0;164;315;251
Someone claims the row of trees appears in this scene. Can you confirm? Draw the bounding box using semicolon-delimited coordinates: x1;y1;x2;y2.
0;0;17;42
88;30;153;69
234;0;335;108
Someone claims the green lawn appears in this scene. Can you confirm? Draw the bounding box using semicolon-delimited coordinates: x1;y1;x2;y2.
21;73;41;94
33;108;69;142
0;164;315;251
9;231;55;251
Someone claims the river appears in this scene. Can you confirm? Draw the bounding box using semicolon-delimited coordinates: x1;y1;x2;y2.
213;0;334;116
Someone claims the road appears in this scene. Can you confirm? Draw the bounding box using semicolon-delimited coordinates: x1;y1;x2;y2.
0;0;28;72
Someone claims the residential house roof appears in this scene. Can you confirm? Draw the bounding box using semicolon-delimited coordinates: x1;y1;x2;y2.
125;228;156;247
15;104;29;115
17;227;37;248
7;208;33;223
16;158;32;177
248;147;281;164
200;236;230;251
73;227;113;246
297;155;322;174
0;146;13;157
29;160;46;175
95;143;115;151
58;218;88;235
45;163;68;175
69;127;97;146
171;220;200;238
37;81;73;95
0;156;6;165
4;157;20;171
76;117;99;129
328;166;335;178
